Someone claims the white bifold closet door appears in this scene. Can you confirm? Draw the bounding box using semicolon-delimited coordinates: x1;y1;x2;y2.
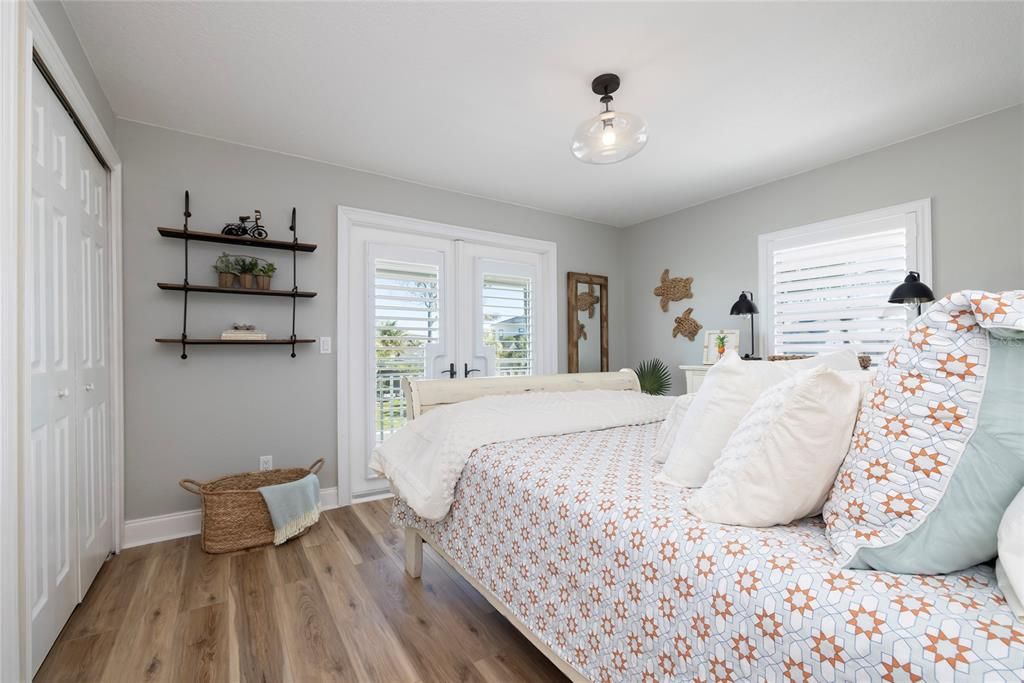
345;225;551;498
27;65;112;675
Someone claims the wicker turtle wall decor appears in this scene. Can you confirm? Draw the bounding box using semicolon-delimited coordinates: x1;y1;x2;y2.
575;320;588;342
575;283;600;319
653;269;694;312
672;307;703;341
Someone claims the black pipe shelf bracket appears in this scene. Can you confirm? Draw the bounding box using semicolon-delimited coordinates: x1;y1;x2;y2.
156;191;318;359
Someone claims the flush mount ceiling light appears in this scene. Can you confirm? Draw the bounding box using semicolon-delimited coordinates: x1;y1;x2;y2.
570;73;648;165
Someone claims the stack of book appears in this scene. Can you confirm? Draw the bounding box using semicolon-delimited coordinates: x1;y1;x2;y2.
220;329;267;341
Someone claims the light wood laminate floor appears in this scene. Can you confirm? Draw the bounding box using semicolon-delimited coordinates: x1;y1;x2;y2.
35;499;569;683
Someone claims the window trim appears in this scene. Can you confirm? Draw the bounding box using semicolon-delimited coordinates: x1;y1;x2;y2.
757;199;932;358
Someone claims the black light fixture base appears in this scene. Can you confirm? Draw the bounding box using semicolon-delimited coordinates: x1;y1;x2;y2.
591;73;620;96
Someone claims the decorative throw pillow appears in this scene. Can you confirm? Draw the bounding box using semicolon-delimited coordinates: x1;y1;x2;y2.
824;290;1024;573
658;349;861;487
687;366;862;527
997;486;1024;621
651;393;695;464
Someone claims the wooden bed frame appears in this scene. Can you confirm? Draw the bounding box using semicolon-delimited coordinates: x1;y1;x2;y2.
399;370;641;683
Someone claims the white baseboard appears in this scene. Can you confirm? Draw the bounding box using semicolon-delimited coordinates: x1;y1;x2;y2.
122;486;341;549
352;488;392;503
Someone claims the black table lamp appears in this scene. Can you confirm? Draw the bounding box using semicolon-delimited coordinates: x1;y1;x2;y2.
730;291;760;359
888;271;934;315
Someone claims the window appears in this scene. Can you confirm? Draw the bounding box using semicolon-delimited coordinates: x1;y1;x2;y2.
481;273;534;376
373;259;440;442
758;200;931;362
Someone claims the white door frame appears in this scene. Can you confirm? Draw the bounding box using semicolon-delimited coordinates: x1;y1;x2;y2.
1;3;23;681
336;206;557;505
2;3;125;679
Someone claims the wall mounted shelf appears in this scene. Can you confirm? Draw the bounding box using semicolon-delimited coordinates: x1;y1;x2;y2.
157;282;317;298
156;338;316;345
157;227;317;252
157;191;316;359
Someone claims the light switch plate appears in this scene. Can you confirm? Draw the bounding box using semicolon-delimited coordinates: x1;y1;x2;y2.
259;456;272;471
319;336;332;354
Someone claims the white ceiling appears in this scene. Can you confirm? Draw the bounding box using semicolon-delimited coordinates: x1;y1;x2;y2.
65;1;1024;227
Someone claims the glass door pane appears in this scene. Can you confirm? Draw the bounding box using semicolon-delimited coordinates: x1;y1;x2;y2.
373;259;441;441
460;242;551;378
481;273;533;376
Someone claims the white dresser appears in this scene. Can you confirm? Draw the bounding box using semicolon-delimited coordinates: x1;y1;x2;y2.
678;365;711;394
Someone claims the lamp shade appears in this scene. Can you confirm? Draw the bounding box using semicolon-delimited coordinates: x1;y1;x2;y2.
730;291;759;316
888;271;934;305
571;110;648;164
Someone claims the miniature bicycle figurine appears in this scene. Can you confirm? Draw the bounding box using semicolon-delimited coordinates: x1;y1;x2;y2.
221;210;268;239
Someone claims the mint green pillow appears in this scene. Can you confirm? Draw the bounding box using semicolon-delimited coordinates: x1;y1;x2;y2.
853;330;1024;573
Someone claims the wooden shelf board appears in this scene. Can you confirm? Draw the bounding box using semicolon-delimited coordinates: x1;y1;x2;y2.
157;282;317;298
158;227;317;252
155;338;316;345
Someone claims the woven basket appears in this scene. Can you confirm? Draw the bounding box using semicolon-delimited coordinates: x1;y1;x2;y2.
768;353;873;370
180;458;324;554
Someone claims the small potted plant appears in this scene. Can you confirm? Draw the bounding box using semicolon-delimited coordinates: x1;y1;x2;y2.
237;257;259;289
255;261;277;290
212;252;238;288
635;358;672;395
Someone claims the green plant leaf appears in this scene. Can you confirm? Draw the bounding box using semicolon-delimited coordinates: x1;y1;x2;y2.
635;358;672;396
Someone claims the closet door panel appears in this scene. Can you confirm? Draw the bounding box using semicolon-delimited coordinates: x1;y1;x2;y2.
77;134;111;591
28;66;81;675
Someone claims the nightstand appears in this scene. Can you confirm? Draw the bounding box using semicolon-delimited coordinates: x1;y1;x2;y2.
678;365;710;394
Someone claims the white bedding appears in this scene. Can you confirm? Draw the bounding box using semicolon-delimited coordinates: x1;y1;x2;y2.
369;389;673;520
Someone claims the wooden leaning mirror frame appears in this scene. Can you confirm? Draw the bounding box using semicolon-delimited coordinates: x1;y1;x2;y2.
567;272;609;373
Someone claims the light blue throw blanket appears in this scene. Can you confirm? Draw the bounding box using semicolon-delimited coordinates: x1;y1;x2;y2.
258;473;321;545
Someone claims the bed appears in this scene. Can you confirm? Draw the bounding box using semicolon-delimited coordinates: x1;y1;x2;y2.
392;373;1023;682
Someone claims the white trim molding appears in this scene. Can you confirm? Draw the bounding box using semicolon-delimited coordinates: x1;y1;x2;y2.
122;488;345;549
1;2;23;681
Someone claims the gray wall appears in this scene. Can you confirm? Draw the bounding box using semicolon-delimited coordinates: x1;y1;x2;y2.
118;105;1022;518
34;1;116;143
117;120;625;519
622;106;1024;392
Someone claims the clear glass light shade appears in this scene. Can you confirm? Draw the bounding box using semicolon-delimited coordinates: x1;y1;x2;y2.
570;110;648;164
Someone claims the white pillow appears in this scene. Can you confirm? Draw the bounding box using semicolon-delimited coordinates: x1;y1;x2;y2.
843;368;877;400
658;349;861;487
651;394;695;463
997;487;1024;622
685;366;862;527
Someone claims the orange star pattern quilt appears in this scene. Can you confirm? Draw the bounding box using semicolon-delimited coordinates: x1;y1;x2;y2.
392;422;1023;681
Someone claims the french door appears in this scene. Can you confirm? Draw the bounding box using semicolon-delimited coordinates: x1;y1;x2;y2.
341;211;556;498
27;65;112;673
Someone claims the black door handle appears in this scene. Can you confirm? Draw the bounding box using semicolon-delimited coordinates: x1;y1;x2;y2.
443;362;457;379
464;363;481;378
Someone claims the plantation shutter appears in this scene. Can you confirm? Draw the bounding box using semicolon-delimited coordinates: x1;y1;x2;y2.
481;273;534;376
373;259;440;441
765;208;925;363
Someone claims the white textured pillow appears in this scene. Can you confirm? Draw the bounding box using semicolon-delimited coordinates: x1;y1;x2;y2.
686;366;862;526
658;349;861;487
997;487;1024;621
651;394;695;464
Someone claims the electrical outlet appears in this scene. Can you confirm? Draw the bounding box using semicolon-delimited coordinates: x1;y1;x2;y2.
260;455;273;471
320;336;332;354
